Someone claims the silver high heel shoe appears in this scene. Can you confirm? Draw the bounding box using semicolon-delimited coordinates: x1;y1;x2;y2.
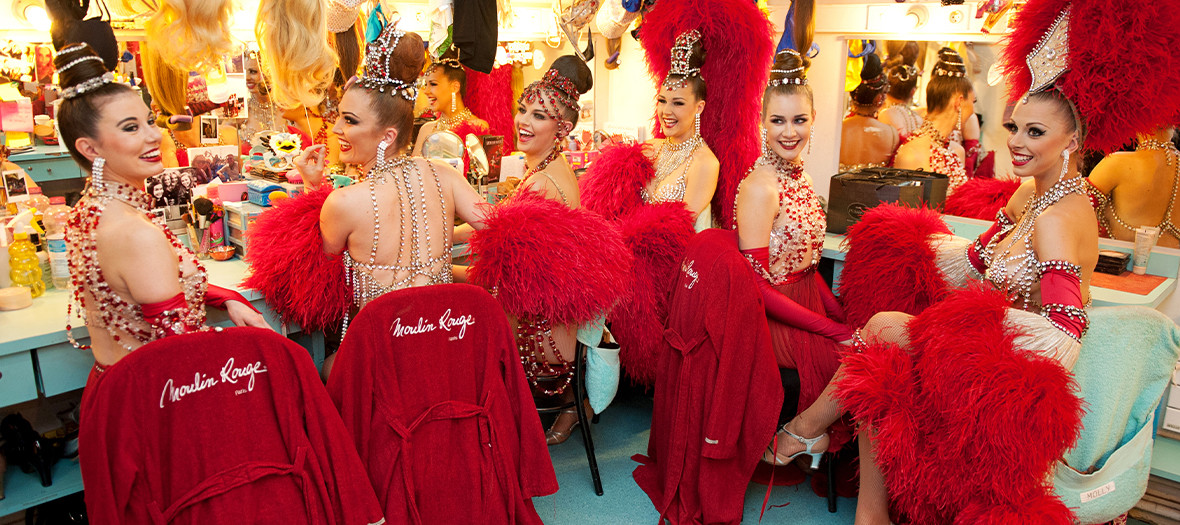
761;422;830;470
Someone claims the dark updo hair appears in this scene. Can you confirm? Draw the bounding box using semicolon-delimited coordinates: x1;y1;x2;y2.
926;47;973;113
851;53;888;107
55;42;136;171
349;30;426;153
762;49;812;115
549;55;593;125
885;41;920;100
430;48;468;98
663;38;707;101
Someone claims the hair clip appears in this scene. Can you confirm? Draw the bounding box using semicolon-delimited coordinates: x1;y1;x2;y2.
57;56;103;74
54;43;87;58
62;72;116;100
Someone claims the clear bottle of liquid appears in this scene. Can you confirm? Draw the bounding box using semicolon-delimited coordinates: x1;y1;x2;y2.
9;233;45;298
22;187;50;216
42;197;71;290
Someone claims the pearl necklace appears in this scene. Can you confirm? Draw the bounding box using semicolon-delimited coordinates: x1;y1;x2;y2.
644;133;703;203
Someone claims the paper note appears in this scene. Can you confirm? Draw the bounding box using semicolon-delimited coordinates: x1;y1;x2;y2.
0;99;34;133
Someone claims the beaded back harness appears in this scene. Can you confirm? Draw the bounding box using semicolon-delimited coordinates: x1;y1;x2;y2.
342;157;452;334
734;153;825;284
1100;139;1180;242
881;103;922;141
65;180;207;353
907;120;966;190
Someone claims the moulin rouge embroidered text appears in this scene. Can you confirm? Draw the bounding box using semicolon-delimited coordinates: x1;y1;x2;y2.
160;357;269;408
390;308;475;339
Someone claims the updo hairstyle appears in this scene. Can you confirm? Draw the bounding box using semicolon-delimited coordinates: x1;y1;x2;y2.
885;41;920;100
348;30;425;153
926;47;973;113
55;43;135;170
429;48;468;98
850;53;888;107
762;49;812;115
664;38;707;101
549;55;594;125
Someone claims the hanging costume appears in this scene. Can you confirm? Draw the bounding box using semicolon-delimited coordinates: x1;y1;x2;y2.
834;0;1180;518
327;285;557;524
79;328;385;525
579;0;773;386
632;229;782;524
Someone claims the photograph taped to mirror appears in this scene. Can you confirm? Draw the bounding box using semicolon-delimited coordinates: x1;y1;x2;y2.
827;167;949;234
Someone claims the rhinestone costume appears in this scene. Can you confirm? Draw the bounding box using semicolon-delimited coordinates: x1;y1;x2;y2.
905;120;966;191
642;135;704;204
982;175;1089;340
880;104;923;141
65;180;207;353
734;154;825;285
1098;139;1180;242
342;157;452;332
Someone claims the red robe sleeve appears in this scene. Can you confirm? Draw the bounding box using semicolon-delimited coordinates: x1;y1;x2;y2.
79;371;144;524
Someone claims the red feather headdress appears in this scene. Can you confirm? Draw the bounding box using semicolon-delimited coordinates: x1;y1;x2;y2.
640;0;774;227
1000;0;1180;153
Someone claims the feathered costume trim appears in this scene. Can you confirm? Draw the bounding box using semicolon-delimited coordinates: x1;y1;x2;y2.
580;142;654;221
1000;0;1180;153
611;202;695;387
835;285;1083;524
943;177;1020;221
837;204;951;328
242;188;350;332
467;190;632;326
639;0;774;228
464;64;517;152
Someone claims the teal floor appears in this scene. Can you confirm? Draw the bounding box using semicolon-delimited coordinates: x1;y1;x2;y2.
535;389;858;524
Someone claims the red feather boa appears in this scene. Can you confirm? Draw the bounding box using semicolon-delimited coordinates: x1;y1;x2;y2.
580;142;654;220
835;285;1082;524
837;204;951;328
639;0;773;228
464;64;516;152
943;177;1020;220
467;190;631;325
1000;0;1180;153
242;188;350;332
611;202;695;387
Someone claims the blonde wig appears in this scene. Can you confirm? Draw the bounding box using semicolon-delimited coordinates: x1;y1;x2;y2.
144;0;234;72
255;0;338;109
141;43;189;117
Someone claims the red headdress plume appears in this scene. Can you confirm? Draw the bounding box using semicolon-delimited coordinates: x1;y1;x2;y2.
1000;0;1180;153
640;0;774;227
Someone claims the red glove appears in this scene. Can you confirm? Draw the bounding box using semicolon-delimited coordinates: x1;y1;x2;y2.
205;284;260;313
814;271;847;323
1039;265;1087;340
967;212;1012;274
742;247;853;342
142;293;202;338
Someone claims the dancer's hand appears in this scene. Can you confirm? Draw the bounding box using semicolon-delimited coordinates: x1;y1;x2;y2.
295;145;328;190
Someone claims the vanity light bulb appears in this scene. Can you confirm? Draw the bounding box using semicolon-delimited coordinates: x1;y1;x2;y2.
25;5;50;31
533;50;545;70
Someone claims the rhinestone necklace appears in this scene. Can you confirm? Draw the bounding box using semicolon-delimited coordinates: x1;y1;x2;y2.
985;175;1086;310
435;108;474;133
734;152;825;283
644;133;703;204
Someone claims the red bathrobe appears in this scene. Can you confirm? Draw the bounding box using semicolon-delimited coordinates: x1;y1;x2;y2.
79;327;384;525
327;284;558;525
633;229;783;524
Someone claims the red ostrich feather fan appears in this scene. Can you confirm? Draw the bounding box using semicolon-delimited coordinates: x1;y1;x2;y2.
242;188;350;332
836;285;1082;524
1000;0;1180;153
580;142;654;221
943;177;1020;220
467;189;632;326
640;0;774;228
463;64;517;152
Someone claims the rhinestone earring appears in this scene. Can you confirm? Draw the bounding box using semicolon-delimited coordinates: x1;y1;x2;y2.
451;90;457;114
1060;148;1071;179
807;127;814;156
761;128;769;157
694;112;701;138
375;140;390;173
91;156;105;190
955;105;963;134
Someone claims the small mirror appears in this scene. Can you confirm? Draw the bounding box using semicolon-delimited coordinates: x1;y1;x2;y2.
465;134;489;180
421;131;465;161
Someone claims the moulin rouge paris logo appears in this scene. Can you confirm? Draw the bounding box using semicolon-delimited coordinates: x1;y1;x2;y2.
160;357;269;408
